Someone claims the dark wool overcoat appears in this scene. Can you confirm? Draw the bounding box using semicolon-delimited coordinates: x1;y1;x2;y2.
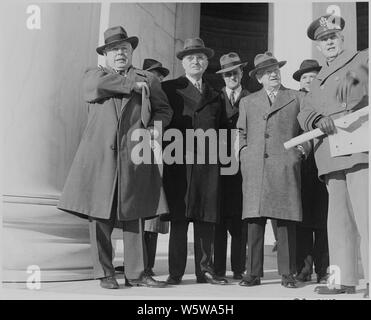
161;76;224;223
58;66;173;221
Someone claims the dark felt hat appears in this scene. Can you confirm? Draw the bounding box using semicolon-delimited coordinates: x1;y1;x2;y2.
216;52;248;74
249;52;286;78
307;14;345;41
293;59;321;81
176;38;214;60
96;26;139;55
142;58;170;78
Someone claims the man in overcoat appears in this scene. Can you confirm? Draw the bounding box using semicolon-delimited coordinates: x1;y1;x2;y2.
142;58;171;276
237;52;310;288
213;52;249;280
161;38;228;285
298;15;368;297
58;26;173;289
293;59;329;284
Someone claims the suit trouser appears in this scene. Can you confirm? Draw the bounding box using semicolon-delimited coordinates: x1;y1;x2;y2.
246;217;296;277
144;231;158;271
325;164;369;286
214;216;248;275
296;225;329;276
169;220;214;279
89;213;146;280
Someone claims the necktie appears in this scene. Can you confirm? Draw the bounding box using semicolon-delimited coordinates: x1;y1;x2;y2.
269;91;276;104
195;81;202;93
230;90;235;105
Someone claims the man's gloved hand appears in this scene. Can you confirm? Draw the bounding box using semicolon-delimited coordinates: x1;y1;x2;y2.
314;116;337;135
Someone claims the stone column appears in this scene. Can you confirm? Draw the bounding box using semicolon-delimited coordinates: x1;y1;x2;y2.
1;2;101;281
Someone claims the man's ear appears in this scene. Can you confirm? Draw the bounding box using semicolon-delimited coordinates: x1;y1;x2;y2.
256;74;262;84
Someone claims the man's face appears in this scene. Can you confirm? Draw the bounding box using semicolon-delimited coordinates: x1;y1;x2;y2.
300;71;318;92
316;32;344;61
150;69;165;82
104;42;133;72
256;65;281;90
182;53;208;78
222;67;243;90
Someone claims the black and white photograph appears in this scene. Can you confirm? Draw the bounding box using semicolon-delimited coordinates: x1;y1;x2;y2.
0;0;369;305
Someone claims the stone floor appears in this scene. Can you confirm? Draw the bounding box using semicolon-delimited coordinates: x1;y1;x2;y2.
1;225;369;300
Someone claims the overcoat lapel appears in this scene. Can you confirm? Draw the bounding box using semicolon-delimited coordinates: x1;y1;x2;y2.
268;86;295;116
316;50;359;85
223;88;249;119
197;81;219;111
176;77;202;110
256;88;271;112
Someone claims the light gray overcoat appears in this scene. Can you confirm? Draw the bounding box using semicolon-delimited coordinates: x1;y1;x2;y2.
237;86;308;221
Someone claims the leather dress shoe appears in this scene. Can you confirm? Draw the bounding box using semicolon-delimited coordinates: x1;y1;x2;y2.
296;271;312;282
233;273;243;280
166;276;182;285
281;274;297;288
364;283;369;299
314;285;356;295
100;276;119;289
126;273;167;288
239;275;261;287
197;272;228;285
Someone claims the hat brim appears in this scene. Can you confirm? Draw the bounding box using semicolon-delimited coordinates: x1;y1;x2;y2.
148;66;170;77
293;66;321;81
249;61;286;78
307;16;345;40
216;62;248;74
96;36;139;55
176;47;214;60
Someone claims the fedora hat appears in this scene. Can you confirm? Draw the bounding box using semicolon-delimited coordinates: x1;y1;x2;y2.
96;26;139;55
307;14;345;41
176;38;214;60
293;59;321;81
249;52;286;78
142;58;170;78
216;52;248;74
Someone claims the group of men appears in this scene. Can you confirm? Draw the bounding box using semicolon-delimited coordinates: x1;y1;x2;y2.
58;13;369;297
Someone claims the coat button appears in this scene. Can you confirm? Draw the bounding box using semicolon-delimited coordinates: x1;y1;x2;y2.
265;133;270;138
110;144;117;151
264;153;269;158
